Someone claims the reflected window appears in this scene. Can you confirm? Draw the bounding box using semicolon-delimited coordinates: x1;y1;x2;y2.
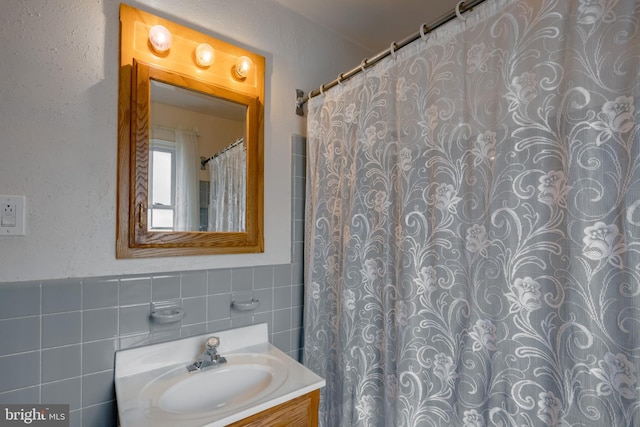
149;140;176;230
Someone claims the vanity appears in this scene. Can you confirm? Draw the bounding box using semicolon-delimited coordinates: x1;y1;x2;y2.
115;323;324;426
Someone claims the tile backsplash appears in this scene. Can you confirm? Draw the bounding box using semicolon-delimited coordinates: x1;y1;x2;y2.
0;135;307;427
0;265;304;425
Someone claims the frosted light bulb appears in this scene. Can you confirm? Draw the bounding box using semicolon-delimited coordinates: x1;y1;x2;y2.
148;25;172;53
234;56;252;79
195;43;215;67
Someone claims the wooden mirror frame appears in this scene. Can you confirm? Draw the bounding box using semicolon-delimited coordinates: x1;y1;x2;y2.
117;4;264;258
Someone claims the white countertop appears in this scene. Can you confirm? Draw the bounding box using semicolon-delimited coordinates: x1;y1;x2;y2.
115;323;325;427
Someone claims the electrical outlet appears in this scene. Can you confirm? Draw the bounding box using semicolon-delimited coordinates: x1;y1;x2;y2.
0;195;25;236
1;203;16;227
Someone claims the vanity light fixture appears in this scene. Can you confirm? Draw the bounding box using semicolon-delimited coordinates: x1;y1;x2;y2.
195;43;215;68
234;56;253;79
148;25;172;53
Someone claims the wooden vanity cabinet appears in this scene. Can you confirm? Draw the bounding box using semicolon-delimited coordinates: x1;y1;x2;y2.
227;390;320;427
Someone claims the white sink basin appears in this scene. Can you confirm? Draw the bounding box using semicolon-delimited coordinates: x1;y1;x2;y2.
141;354;287;415
115;323;325;427
159;363;274;413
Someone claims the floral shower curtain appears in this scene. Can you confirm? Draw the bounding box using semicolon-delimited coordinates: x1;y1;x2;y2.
304;1;640;426
208;139;246;231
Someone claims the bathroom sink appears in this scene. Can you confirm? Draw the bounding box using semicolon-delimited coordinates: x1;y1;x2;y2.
158;363;275;413
142;353;288;415
115;323;325;427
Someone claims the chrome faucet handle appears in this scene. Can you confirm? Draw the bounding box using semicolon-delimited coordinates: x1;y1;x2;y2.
206;336;220;350
204;336;225;362
186;336;226;372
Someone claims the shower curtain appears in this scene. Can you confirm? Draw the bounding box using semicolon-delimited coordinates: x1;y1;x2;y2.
304;1;640;426
208;139;246;231
174;128;200;231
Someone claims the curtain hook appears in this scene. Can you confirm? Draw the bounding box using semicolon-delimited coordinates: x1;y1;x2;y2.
456;1;467;21
360;58;368;74
319;84;325;96
389;42;397;60
420;23;429;42
336;73;344;86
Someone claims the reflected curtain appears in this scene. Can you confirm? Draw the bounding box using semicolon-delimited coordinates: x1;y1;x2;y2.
174;128;200;231
304;1;640;426
208;139;246;231
149;126;200;231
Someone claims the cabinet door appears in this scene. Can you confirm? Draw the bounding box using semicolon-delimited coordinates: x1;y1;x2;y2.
227;390;320;427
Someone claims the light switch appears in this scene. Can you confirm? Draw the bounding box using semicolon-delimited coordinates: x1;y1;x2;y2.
0;195;25;236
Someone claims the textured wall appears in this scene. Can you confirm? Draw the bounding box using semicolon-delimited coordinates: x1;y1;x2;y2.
0;0;368;282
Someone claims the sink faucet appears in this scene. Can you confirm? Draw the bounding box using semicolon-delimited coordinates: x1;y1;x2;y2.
187;336;227;372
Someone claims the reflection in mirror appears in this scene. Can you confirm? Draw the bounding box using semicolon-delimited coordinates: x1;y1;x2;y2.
149;81;247;232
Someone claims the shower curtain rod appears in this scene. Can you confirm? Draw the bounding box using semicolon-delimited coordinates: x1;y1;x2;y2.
200;137;244;168
295;0;488;115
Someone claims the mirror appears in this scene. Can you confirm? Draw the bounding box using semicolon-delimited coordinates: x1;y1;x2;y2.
117;4;264;258
149;80;247;232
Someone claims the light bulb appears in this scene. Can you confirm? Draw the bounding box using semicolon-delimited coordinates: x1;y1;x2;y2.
234;56;252;79
195;43;215;68
148;25;172;53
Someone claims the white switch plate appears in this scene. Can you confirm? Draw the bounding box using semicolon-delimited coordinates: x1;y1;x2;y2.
0;195;25;236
